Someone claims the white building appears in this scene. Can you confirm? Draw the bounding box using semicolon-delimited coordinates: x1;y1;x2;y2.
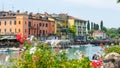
93;30;107;39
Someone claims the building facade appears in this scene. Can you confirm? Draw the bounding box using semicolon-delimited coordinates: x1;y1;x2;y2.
0;11;55;39
68;16;87;36
93;30;107;40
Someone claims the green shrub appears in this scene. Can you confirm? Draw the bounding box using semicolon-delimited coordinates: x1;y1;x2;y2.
10;42;92;68
107;45;120;54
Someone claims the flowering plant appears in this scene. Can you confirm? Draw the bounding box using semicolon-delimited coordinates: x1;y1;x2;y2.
91;60;102;68
10;38;92;68
16;33;27;44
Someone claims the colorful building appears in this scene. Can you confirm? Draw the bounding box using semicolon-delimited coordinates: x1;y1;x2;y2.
93;30;107;39
45;13;87;38
0;10;55;39
68;16;87;36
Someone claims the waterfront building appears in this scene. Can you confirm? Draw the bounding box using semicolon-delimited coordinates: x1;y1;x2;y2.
51;13;69;39
49;13;87;39
68;16;87;36
93;30;107;40
0;10;55;40
41;13;68;39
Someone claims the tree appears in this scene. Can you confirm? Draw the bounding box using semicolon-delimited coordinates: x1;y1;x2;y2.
91;22;94;30
118;0;120;3
87;20;90;31
88;36;94;40
88;30;94;36
96;24;99;30
94;23;99;30
102;26;107;32
68;25;76;37
117;27;120;34
94;23;96;30
106;28;119;38
100;20;103;30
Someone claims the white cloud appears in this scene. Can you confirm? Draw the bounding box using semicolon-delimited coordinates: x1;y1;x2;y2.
64;0;120;10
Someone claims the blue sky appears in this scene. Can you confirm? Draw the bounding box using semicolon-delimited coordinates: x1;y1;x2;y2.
0;0;120;28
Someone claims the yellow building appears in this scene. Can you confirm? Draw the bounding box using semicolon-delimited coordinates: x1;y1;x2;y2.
68;16;87;36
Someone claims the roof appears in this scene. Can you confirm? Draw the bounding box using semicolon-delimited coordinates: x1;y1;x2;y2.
93;30;105;34
68;15;86;21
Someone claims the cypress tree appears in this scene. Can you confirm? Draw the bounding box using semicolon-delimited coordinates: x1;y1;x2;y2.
87;20;90;30
91;22;94;30
100;20;103;30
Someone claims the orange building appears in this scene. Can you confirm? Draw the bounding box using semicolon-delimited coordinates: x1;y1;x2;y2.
0;10;55;39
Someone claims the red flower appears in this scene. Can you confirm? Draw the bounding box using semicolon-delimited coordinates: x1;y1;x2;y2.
16;33;22;41
19;38;24;44
96;61;102;66
16;33;27;44
23;35;27;41
91;60;102;68
91;61;97;67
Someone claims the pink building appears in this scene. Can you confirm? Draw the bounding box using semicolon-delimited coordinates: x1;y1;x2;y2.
93;30;107;39
0;10;55;39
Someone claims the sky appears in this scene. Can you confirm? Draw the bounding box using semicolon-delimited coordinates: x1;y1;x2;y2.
0;0;120;28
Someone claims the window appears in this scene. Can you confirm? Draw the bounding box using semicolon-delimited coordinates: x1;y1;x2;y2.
28;22;31;27
0;21;1;25
4;21;6;25
10;21;12;25
34;30;35;34
19;21;21;24
25;29;27;33
46;23;48;27
43;30;45;35
39;30;41;35
4;29;6;32
19;29;20;32
43;24;44;27
15;28;16;33
25;21;27;24
14;21;16;25
39;23;41;26
0;29;1;33
29;29;30;34
10;28;12;32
